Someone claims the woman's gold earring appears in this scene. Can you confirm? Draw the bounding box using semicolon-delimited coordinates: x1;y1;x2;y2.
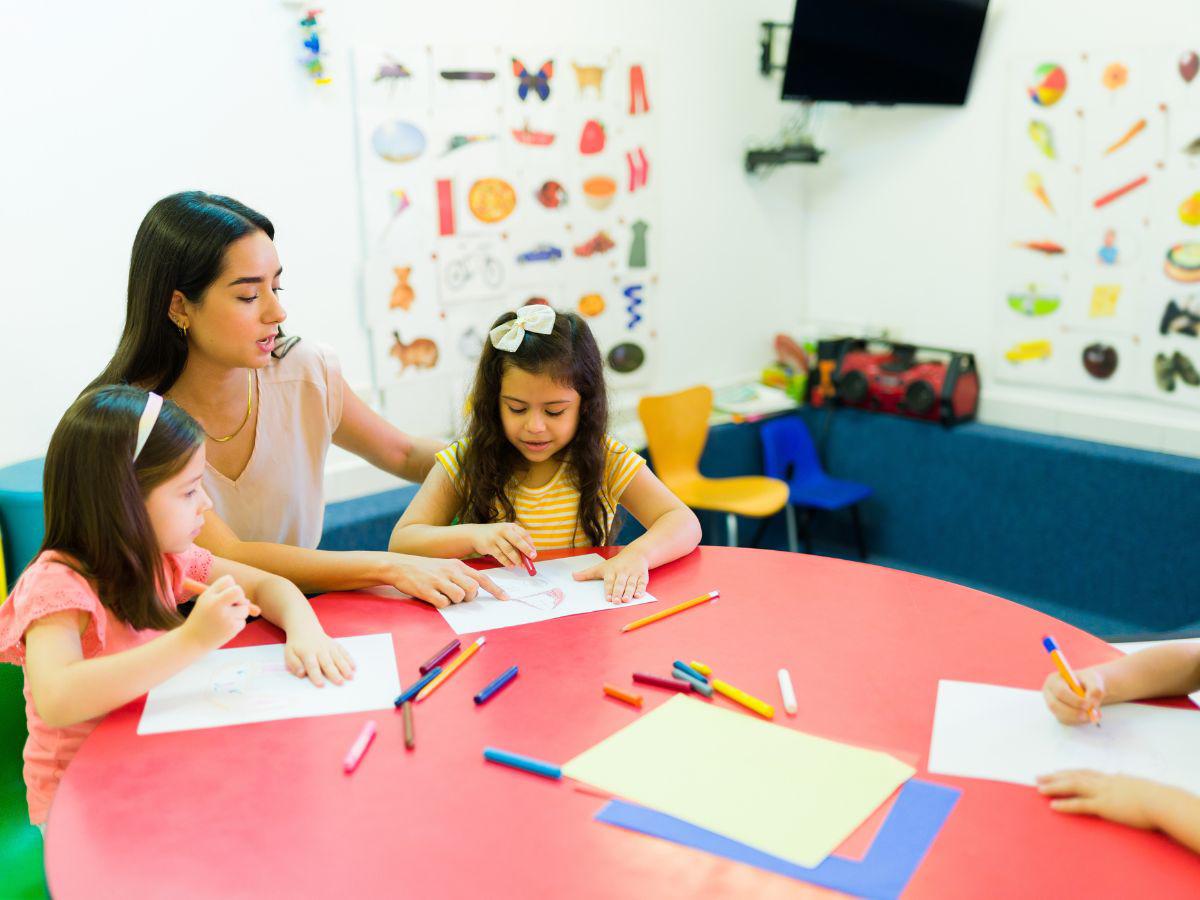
173;317;188;338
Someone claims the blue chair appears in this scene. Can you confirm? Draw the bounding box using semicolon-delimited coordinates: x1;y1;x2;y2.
760;416;872;558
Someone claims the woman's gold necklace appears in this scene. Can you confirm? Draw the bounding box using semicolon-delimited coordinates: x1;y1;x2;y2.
203;371;254;443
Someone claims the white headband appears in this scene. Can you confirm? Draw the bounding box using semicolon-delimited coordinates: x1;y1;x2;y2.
489;304;556;352
133;392;163;462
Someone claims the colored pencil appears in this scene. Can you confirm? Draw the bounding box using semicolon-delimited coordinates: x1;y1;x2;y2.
620;590;719;633
474;665;519;705
419;638;460;675
1042;635;1100;726
778;668;798;716
672;669;714;697
182;577;260;617
402;701;415;749
633;672;692;692
416;636;486;702
394;667;441;706
603;683;643;707
711;678;775;719
343;720;377;773
483;747;562;779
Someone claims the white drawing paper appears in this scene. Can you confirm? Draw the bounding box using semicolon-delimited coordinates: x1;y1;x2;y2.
137;633;400;735
927;680;1200;796
437;552;657;634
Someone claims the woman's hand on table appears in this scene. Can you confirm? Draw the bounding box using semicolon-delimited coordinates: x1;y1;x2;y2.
389;554;508;607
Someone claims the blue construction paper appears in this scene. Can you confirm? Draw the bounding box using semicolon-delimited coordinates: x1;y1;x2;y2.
595;779;960;900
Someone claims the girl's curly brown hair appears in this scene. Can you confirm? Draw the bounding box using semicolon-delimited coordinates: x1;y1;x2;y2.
456;308;610;547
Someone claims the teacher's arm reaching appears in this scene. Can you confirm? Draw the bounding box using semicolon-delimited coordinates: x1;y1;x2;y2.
332;375;444;484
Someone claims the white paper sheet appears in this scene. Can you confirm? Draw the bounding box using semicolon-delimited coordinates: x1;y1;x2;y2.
927;680;1200;795
436;553;657;634
137;633;400;735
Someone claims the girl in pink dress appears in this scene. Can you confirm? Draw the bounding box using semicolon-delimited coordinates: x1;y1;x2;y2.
0;385;355;827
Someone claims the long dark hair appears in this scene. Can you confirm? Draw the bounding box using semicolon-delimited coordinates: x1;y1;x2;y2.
91;191;275;394
457;308;610;548
41;385;204;630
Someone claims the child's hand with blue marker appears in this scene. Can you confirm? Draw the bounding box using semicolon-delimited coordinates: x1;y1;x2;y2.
1042;668;1105;725
572;550;649;604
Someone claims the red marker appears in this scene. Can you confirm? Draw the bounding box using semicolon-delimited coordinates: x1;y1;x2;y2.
521;554;537;576
343;720;377;773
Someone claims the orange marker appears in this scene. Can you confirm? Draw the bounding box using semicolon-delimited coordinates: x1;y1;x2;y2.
620;590;719;633
603;683;644;707
416;636;486;702
182;577;260;617
1043;635;1100;726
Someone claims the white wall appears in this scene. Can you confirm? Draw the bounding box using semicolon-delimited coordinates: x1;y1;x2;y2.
0;0;807;471
801;0;1200;456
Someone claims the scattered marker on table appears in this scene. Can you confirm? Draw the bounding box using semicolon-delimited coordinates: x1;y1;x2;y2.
395;667;442;706
672;668;714;697
419;639;461;675
778;668;798;716
711;678;775;719
673;660;708;683
475;665;519;705
620;590;719;633
484;747;562;780
603;683;644;707
689;660;713;676
417;636;486;702
343;720;377;773
402;701;415;750
633;672;693;693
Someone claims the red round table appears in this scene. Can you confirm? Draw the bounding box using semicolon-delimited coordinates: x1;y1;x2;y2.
45;548;1200;898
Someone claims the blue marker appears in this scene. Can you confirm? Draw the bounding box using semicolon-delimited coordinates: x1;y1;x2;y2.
394;667;442;706
474;665;519;705
673;660;709;684
483;747;561;779
672;668;714;697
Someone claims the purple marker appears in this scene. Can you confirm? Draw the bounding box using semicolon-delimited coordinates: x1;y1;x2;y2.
420;639;461;675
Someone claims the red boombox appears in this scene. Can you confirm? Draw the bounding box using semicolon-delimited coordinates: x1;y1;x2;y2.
827;340;979;426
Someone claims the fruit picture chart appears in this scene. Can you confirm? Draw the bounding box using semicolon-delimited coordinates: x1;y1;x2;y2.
997;49;1200;408
351;46;659;433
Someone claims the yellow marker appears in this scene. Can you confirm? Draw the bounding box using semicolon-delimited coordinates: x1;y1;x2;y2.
711;678;775;719
689;660;713;676
416;636;486;702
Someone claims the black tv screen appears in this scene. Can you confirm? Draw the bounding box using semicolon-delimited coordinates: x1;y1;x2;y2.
782;0;989;105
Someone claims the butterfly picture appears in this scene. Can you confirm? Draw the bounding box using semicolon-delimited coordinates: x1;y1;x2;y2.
512;58;553;101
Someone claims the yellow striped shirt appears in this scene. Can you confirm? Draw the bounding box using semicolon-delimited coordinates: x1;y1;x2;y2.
435;436;646;550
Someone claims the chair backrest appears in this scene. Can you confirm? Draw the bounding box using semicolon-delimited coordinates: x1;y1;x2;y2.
637;386;712;487
760;416;825;483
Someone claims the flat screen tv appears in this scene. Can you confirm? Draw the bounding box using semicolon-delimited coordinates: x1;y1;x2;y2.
782;0;989;106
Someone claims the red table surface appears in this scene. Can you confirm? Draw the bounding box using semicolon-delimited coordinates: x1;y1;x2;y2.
45;547;1200;899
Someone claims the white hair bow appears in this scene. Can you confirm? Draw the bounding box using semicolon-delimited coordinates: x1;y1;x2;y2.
489;304;556;352
133;392;163;462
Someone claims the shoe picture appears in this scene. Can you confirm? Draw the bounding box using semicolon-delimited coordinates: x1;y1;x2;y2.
1174;350;1200;386
1155;353;1177;391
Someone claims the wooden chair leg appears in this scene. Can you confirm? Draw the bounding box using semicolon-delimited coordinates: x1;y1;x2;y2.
851;504;868;560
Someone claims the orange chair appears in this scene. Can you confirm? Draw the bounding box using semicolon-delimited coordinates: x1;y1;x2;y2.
638;386;789;546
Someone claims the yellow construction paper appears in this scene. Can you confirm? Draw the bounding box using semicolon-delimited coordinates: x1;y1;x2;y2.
563;695;914;868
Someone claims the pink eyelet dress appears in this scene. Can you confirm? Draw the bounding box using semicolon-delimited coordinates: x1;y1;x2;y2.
0;545;213;825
